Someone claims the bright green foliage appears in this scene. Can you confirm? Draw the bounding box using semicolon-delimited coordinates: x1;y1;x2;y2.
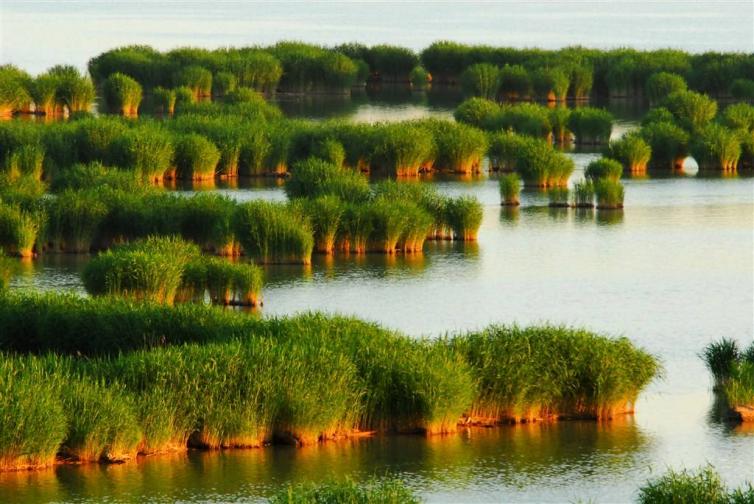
285;158;370;201
180;256;263;306
572;181;595;208
690;123;741;171
585;158;623;181
495;103;553;139
270;477;421;504
454;98;501;130
594;179;625;209
568;64;593;100
663;90;718;132
108;124;175;180
370;123;434;177
103;72;143;115
532;67;570;101
646;72;687;105
449;325;658;421
212;71;238;96
443;196;483;241
488;131;529;171
514;138;574;187
498;173;521;206
568;107;614;144
172;65;213;97
0;202;40;257
174;133;220;180
638;466;753;504
43;189;109;253
422;119;488;173
640;121;690;170
723;103;754;132
301;195;345;254
461;63;500;100
606;133;651;174
233;200;313;264
180;193;238;255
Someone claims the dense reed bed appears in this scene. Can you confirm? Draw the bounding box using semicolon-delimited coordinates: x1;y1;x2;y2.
0;291;659;470
702;339;754;422
638;466;754;504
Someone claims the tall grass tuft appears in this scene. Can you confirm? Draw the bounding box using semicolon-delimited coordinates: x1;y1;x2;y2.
532;67;570;102
172;65;213;99
270;477;421;504
174;133;220;181
453;98;500;130
0;202;41;257
572;181;595;208
488;131;528;172
594;179;625;210
606;133;651;175
180;193;239;255
370;123;434;177
498;64;531;101
300;196;345;254
180;256;263;306
409;66;430;90
514;138;574;187
43;190;108;253
568;107;614;145
423;120;488;174
152;87;176;115
285;157;370;202
646;72;687;106
233;200;314;264
640;121;690;171
461;63;500;100
444;196;483;241
690;124;742;172
109;124;175;181
638;466;753;504
102;73;143;116
585;158;623;182
499;173;521;206
702;338;740;388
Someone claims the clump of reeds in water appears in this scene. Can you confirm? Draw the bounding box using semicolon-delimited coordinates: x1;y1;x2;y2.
422;119;488;174
285;157;370;202
585;158;623;182
702;338;754;421
179;256;263;307
638;466;754;504
108;124;175;182
444;196;483;241
606;133;651;176
102;73;142;117
298;195;344;255
567;107;614;145
593;179;625;210
461;63;500;100
370;123;434;177
690;123;742;172
43;189;109;253
514;138;574;188
498;173;521;206
409;66;430;90
702;338;741;389
547;187;570;208
179;192;240;256
174;133;220;181
663;89;717;132
172;65;213;100
152;87;176;115
572;181;595;208
82;236;199;305
448;324;660;424
639;119;690;171
453;97;501;130
0;202;41;258
232;200;314;264
270;477;421;504
487;131;527;172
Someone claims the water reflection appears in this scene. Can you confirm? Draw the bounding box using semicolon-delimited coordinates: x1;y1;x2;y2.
0;421;652;503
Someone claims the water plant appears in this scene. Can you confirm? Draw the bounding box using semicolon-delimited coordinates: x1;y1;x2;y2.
108;124;175;181
423;120;488;173
368;45;418;82
690;123;741;172
548;106;572;144
585;158;623;181
567;107;614;145
43;189;109;253
338;203;373;254
663;89;717;132
28;73;61;116
232;200;314;264
174;133;220;180
638;466;754;504
409;66;430;90
179;192;239;255
180;256;263;306
730;79;754;100
572;181;595;208
639;121;690;171
0;65;32;116
722;103;754;132
212;71;238;97
532;67;570;102
461;63;500;100
514;138;574;187
172;65;213;99
443;195;483;241
645;71;687;106
285;157;370;201
499;173;521;206
152;86;176;115
547;187;570;208
0;202;41;257
593;179;625;209
498;64;531;100
568;64;593;100
606;133;652;175
496;103;553;140
102;72;143;116
370;123;434;177
453;98;501;130
300;195;345;254
488;131;528;172
270;477;421;504
702;338;740;388
82;236;199;304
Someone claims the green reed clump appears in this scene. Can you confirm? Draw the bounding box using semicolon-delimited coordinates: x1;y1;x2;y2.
370;181;449;240
370;123;434;177
488;131;528;172
548;187;570;208
585;157;623;181
95;188;183;245
730;79;754;100
102;72;143;116
0;66;31;115
514;138;574;187
170;114;247;178
152;86;176;114
50;162;142;192
0;356;67;470
444;195;483;241
702;338;740;387
310;138;346;168
639;121;690;171
3;144;45;181
723;103;754;132
174;86;196;109
409;66;430;90
172;65;213;98
495;103;553;140
725;362;754;414
0;202;41;257
606;133;651;175
567;107;613;145
498;64;531;100
180;256;263;306
663;90;717;132
594;179;625;209
453;98;500;130
646;72;687;106
690;123;741;172
82;236;199;304
212;71;237;97
174;133;220;180
423;119;488;173
233;200;313;264
367;198;409;253
180;192;239;255
29;73;61;116
548;106;572;144
461;63;500;100
449;324;659;422
568;64;593;100
572;181;595;208
499;173;521;206
109;124;175;181
532;67;570;102
285;157;370;202
300;195;345;254
53;66;95;113
638;466;753;504
74;116;129;164
43;189;109;253
270;476;421;504
59;377;142;463
338;203;373;254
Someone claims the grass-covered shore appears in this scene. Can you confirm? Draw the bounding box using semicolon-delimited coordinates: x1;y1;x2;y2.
0;290;659;471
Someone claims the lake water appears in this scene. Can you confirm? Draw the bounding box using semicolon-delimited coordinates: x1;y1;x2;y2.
1;1;754;502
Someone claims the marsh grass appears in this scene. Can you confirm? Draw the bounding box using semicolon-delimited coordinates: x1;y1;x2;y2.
640;121;690;171
585;158;623;182
498;173;521;206
0;202;41;257
690;124;741;172
702;339;740;388
547;187;570;208
638;466;753;504
174;133;220;181
594;179;625;209
179;192;239;255
270;477;421;504
572;181;595;208
233;200;314;264
606;133;651;175
423;119;488;173
43;189;109;253
102;73;142;117
488;131;527;172
444;196;483;241
461;63;500;100
568;108;613;145
370;123;433;177
152;87;176;115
